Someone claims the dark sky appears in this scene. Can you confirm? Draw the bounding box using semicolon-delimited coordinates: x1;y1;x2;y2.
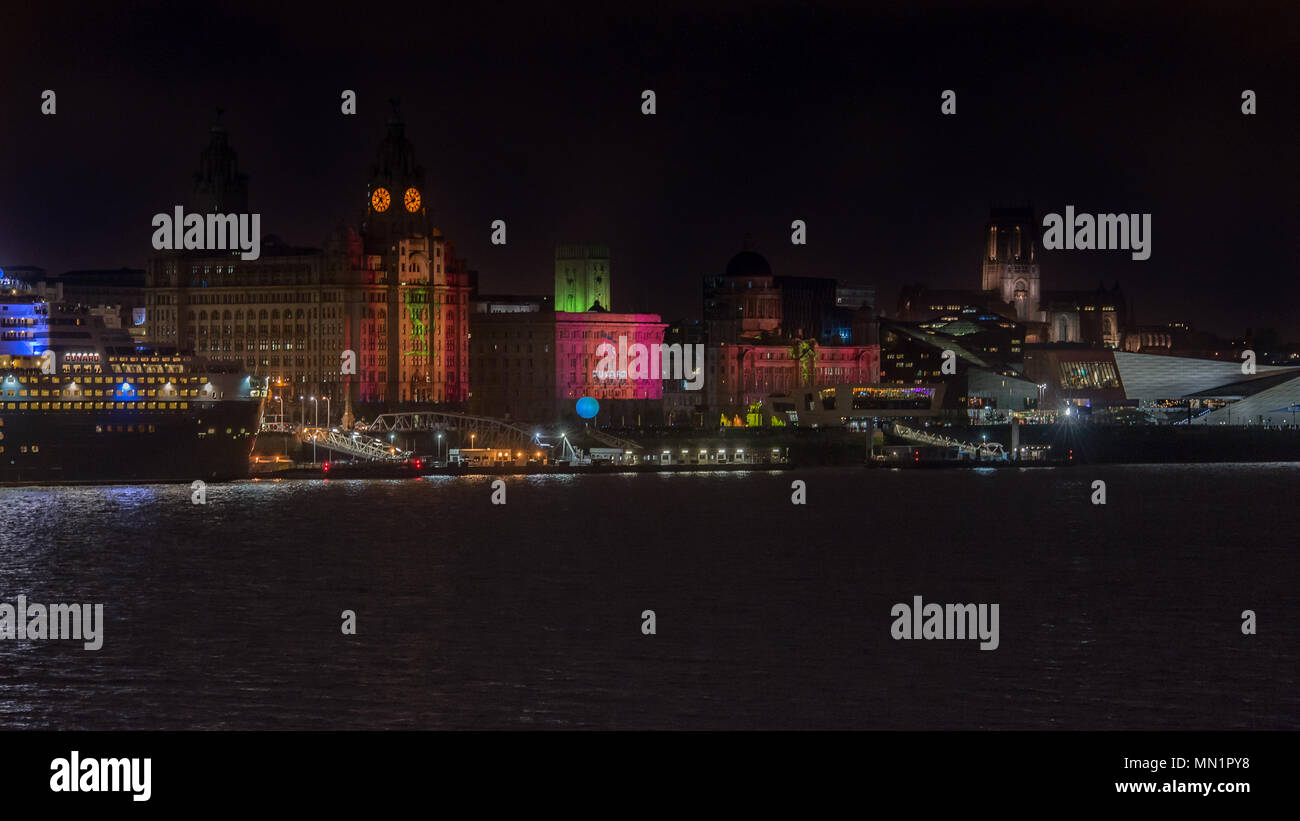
2;1;1297;338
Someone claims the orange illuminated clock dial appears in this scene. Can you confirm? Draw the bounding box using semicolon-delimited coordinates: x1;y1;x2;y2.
371;187;391;213
404;187;421;212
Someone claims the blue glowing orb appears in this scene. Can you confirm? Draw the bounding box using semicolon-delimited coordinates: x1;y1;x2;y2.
575;396;599;419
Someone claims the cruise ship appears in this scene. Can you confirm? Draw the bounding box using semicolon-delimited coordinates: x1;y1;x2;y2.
0;276;264;483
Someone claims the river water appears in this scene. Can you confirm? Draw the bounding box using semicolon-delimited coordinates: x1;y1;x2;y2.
0;465;1295;729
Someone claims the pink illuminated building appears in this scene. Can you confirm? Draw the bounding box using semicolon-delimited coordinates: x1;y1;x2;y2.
709;340;881;413
469;308;668;423
556;312;667;401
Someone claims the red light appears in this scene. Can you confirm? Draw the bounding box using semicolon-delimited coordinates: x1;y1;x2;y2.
323;462;331;472
414;459;422;469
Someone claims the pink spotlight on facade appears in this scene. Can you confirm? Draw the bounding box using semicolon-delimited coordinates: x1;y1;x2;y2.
556;312;667;401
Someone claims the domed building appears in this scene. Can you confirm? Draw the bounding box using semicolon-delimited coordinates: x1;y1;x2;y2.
724;248;772;280
701;237;881;423
704;238;782;344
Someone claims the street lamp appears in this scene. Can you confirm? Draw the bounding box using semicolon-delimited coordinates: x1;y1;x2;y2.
436;432;443;464
310;396;319;464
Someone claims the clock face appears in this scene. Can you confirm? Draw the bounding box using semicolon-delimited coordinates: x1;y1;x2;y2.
404;187;421;213
371;187;391;213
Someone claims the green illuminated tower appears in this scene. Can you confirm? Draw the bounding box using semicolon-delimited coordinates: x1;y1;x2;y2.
555;244;610;312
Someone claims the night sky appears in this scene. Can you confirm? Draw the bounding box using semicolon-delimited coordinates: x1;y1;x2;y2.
3;1;1297;337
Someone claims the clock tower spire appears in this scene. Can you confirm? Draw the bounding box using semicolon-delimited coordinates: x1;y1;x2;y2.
361;104;430;253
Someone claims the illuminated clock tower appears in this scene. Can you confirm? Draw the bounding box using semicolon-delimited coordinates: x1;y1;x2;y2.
353;100;470;406
362;99;432;253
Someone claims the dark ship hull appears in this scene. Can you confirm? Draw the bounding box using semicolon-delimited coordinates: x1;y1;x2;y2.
0;400;262;484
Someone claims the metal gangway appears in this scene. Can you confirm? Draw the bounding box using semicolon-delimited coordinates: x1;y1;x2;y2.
1174;408;1215;425
890;422;1008;461
299;427;412;461
363;411;537;449
585;427;645;452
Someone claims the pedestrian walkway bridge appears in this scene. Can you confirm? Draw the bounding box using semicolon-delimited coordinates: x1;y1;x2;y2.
298;427;413;462
363;412;538;449
889;422;1008;461
263;411;638;461
586;428;645;451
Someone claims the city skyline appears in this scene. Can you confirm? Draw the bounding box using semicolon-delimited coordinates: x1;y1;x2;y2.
3;1;1297;339
2;1;1298;782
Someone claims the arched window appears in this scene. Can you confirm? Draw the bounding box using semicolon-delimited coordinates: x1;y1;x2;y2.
1057;317;1069;341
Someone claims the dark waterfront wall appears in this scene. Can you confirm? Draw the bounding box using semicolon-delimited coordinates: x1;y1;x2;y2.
252;423;1300;467
974;423;1300;464
626;427;869;465
250;428;871;466
619;424;1300;466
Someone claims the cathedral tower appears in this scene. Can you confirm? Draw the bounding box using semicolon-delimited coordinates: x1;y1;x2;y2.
981;207;1041;322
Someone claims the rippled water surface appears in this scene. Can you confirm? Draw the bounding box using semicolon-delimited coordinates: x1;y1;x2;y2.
0;465;1295;729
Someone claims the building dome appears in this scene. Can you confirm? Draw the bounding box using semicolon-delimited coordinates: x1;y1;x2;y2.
726;249;771;279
